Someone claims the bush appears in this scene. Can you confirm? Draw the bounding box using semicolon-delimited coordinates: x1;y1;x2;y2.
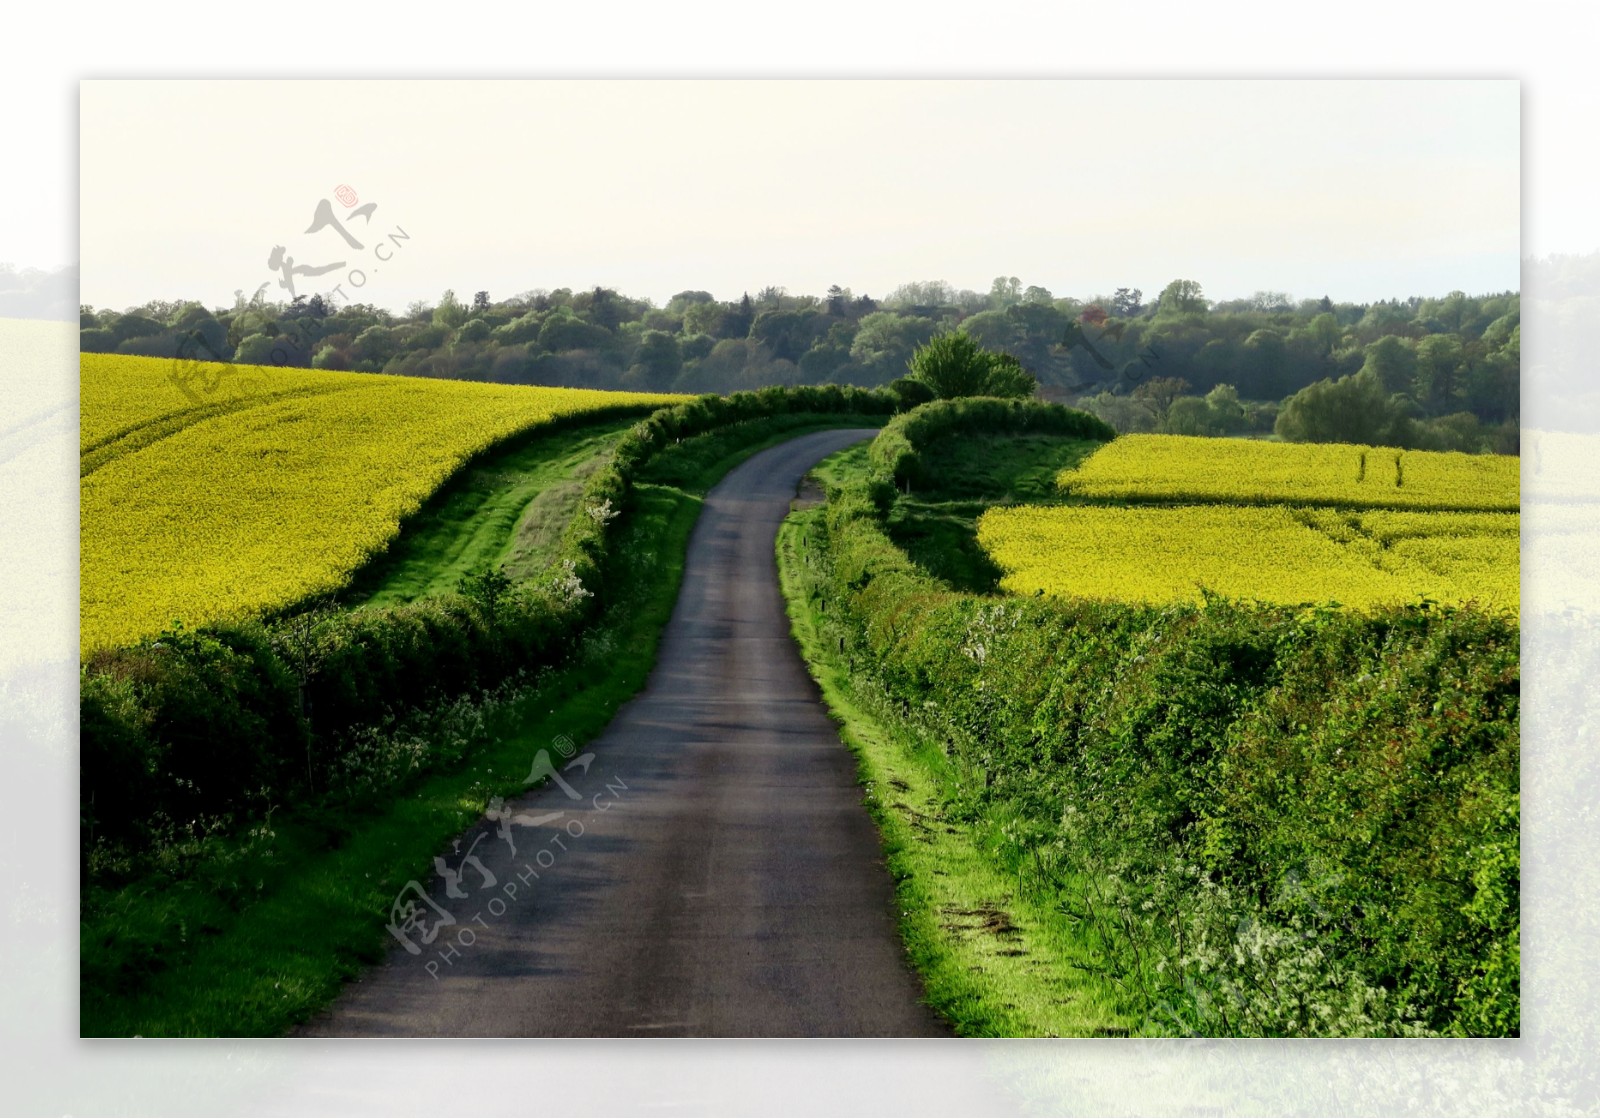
906;331;1038;399
80;327;118;354
82;622;302;850
887;376;936;410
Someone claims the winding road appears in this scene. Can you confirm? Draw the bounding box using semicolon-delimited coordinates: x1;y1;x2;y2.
299;428;947;1037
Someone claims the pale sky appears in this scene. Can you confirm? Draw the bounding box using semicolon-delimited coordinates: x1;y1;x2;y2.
76;79;1521;311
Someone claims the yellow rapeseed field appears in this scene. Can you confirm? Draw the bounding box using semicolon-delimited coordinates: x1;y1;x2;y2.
81;355;678;652
979;434;1520;612
80;352;348;455
979;505;1416;607
978;505;1518;611
1059;434;1520;512
1291;508;1518;609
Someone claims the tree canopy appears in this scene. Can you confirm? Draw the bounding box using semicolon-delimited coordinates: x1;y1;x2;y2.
80;274;1519;452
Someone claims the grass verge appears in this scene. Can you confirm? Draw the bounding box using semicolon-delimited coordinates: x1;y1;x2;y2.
909;432;1102;504
777;499;1138;1038
345;417;639;606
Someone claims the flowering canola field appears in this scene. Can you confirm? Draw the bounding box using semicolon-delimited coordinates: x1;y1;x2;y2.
81;355;677;651
1058;434;1519;512
80;353;350;455
979;435;1519;611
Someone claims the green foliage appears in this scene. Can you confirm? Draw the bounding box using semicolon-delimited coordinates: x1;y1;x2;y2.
1276;368;1514;453
538;310;613;353
983;352;1037;398
887;375;936;410
231;332;281;365
623;329;682;391
78;281;1519;435
1131;375;1192;432
432;289;469;330
868;397;1115;488
851;310;938;378
453;317;491;345
1415;333;1466;411
350;324;399;370
799;433;1520;1036
1276;368;1407;445
905;332;1037;400
777;513;1137;1037
456;565;513;619
1200;383;1247;432
1361;334;1418;395
79;326;117;353
1158;278;1208;315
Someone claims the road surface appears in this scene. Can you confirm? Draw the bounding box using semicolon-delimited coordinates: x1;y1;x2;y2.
298;427;947;1037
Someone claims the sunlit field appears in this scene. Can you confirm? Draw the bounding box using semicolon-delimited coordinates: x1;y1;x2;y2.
80;354;677;650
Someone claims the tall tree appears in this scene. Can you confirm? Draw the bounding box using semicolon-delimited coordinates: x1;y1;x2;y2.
433;289;468;330
1111;287;1144;317
625;330;682;391
1275;368;1402;444
987;276;1023;309
1414;334;1465;413
849;311;937;379
1360;335;1418;396
1157;278;1207;316
1133;376;1192;430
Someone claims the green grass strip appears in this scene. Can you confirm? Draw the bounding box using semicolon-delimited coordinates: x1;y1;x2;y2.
349;418;640;606
776;506;1139;1038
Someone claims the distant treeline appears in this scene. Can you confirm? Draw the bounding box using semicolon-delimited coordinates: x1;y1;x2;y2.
80;275;1520;452
2;262;77;320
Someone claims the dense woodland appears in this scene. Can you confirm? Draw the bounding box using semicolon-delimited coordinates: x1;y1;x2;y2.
80;276;1521;452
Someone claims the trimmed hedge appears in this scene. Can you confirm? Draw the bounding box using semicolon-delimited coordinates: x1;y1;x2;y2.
81;387;897;860
804;436;1519;1036
868;396;1117;489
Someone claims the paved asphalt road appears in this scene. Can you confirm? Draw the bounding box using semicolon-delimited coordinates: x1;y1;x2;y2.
298;428;948;1037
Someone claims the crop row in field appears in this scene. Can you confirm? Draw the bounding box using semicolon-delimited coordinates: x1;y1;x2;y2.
80;355;677;651
1058;434;1520;512
977;504;1518;611
79;353;349;454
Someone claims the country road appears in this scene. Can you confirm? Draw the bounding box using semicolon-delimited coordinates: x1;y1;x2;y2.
298;427;948;1038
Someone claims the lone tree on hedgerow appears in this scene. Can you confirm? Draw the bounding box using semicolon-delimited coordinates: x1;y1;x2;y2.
897;331;1037;401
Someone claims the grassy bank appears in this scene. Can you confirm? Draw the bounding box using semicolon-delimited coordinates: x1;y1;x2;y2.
81;414;878;1036
884;433;1101;593
347;417;640;605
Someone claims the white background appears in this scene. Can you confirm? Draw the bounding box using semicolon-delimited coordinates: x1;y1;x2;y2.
3;3;1597;1115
